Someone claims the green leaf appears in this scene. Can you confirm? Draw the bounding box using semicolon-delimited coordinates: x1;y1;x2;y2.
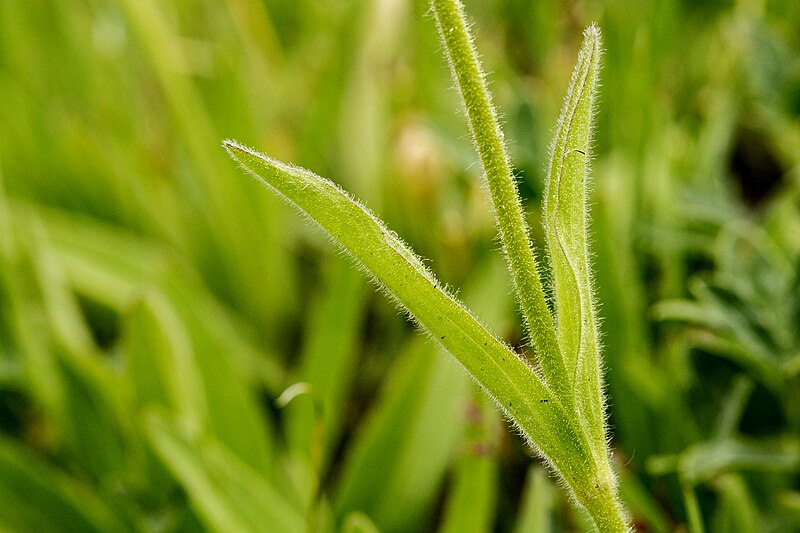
678;437;800;485
438;390;500;533
223;141;591;483
333;337;469;532
0;435;131;533
514;466;556;533
57;353;128;484
711;474;761;533
342;512;381;533
34;207;282;479
617;469;670;533
118;0;294;332
145;411;304;533
181;299;278;480
543;24;605;455
2;212;129;482
284;257;368;466
123;293;206;427
648;436;800;488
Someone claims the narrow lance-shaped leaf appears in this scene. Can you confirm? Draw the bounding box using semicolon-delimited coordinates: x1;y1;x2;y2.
543;25;607;459
145;411;304;533
541;26;630;532
223;141;593;485
430;0;567;398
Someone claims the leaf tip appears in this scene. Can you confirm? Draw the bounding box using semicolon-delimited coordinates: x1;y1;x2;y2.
221;138;249;160
582;23;603;56
584;22;601;40
221;139;273;177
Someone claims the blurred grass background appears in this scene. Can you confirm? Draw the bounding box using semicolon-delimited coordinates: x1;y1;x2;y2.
1;0;799;531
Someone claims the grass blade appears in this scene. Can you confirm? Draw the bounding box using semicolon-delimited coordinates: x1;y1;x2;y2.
515;466;556;533
0;436;131;533
285;258;367;466
438;390;500;533
333;338;468;531
146;411;304;533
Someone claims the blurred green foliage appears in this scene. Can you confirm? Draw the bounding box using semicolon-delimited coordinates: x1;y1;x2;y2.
0;0;799;531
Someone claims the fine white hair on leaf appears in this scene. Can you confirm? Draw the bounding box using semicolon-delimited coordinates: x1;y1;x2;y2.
223;139;516;361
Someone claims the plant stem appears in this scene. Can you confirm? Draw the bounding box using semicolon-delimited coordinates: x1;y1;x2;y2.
576;477;630;533
430;2;630;530
227;2;631;529
430;0;567;396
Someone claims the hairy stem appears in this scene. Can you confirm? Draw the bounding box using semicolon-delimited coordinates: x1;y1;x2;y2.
430;0;567;397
